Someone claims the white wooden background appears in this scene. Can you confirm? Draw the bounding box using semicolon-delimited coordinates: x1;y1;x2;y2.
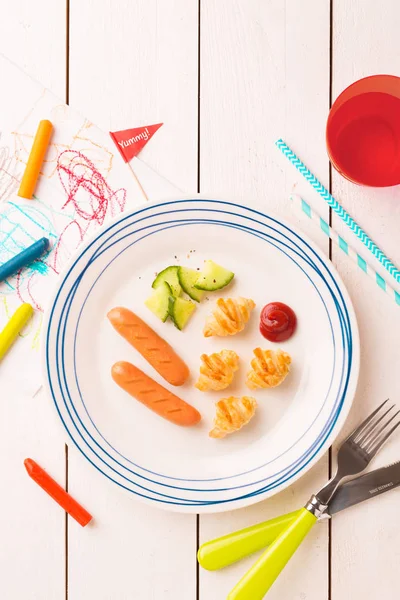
1;1;400;598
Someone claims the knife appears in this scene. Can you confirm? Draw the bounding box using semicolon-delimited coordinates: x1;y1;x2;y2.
198;461;400;571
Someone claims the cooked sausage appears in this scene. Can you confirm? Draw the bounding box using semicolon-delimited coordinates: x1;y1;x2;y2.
111;361;201;427
107;307;189;386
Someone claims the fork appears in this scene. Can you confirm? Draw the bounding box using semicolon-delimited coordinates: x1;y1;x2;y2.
228;400;400;600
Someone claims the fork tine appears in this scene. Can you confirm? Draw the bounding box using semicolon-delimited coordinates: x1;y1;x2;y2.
356;405;395;446
348;399;389;443
367;419;400;458
363;409;400;451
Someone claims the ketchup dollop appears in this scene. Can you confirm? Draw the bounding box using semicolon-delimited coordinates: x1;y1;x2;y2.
259;302;297;342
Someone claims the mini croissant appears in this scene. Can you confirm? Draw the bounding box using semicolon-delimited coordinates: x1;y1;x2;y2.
246;348;291;389
203;297;256;337
209;396;257;439
195;350;239;391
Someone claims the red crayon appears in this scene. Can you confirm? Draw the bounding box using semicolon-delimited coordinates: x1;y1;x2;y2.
24;458;93;527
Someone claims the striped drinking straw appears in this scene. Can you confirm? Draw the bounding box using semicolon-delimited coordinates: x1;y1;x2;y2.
291;194;400;307
276;139;400;286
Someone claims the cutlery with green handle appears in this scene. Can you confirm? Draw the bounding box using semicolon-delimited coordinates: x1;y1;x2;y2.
226;401;400;599
198;510;300;571
198;401;400;600
198;457;400;571
228;508;316;599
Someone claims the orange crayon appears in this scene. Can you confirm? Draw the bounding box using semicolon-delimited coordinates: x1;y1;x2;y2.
18;120;53;199
24;458;92;527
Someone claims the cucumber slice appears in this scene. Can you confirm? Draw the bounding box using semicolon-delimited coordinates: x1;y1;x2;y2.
168;296;196;330
152;266;181;297
194;260;234;291
145;281;172;322
177;266;204;302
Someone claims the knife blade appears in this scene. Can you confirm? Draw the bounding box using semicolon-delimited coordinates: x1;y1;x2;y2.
198;461;400;571
328;460;400;515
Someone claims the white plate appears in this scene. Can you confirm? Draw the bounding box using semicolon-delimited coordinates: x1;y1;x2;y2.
43;198;359;513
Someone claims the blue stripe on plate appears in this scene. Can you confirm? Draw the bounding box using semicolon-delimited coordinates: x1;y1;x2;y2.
45;200;354;506
47;211;352;502
65;219;338;491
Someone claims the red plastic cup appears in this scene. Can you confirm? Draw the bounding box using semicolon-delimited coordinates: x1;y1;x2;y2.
326;75;400;187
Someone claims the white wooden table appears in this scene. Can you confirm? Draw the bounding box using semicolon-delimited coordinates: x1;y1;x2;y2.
1;1;400;598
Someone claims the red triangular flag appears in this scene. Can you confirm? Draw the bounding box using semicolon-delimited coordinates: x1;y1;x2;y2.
109;123;163;162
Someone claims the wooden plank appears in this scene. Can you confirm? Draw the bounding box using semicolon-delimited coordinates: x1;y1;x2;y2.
67;1;199;599
331;2;400;599
69;0;198;193
0;2;67;599
0;0;66;98
199;1;331;598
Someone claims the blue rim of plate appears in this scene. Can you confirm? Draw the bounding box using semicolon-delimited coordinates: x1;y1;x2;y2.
44;199;359;511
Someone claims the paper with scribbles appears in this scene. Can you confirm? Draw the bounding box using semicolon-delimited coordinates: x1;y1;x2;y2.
0;55;147;394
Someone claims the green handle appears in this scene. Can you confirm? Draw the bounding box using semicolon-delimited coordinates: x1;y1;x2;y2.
227;508;317;600
197;510;300;571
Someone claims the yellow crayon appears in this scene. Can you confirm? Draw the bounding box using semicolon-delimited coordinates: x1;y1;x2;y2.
18;120;53;199
0;303;34;361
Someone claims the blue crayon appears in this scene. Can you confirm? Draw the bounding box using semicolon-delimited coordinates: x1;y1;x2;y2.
0;237;50;282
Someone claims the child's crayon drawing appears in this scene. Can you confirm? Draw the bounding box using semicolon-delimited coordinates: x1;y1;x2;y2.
0;55;147;393
0;146;129;313
0;136;20;204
